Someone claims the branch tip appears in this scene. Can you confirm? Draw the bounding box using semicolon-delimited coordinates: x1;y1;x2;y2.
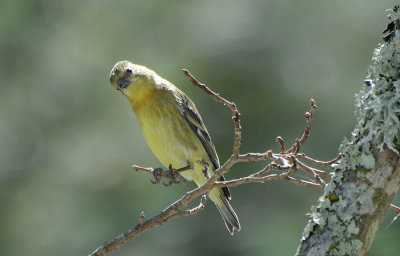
139;212;145;225
276;136;286;153
310;98;317;109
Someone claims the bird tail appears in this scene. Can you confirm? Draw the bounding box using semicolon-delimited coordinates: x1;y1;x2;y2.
215;195;241;235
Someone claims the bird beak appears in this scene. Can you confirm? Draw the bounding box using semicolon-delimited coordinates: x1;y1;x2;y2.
117;78;131;89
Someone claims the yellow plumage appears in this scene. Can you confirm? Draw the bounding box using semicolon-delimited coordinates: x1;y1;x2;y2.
109;61;240;234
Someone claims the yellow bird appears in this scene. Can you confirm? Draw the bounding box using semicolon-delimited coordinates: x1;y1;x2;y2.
109;61;240;234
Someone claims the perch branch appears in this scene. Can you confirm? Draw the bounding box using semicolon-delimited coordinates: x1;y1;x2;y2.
89;70;344;256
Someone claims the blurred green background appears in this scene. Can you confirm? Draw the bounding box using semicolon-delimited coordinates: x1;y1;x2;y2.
1;0;399;255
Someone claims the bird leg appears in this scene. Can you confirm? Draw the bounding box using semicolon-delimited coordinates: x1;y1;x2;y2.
196;160;210;179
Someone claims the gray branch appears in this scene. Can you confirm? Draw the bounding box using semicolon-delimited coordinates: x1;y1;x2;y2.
296;6;400;256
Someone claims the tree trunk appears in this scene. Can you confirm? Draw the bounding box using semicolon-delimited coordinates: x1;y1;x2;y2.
296;6;400;256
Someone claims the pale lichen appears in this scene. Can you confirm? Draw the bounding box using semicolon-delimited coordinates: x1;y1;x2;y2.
336;8;400;171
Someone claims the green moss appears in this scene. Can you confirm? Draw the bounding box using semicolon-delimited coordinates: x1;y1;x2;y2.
372;188;384;206
368;218;374;228
363;178;372;187
360;168;371;174
327;194;339;202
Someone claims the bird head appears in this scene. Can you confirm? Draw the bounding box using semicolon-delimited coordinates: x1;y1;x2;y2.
109;61;160;109
109;60;153;89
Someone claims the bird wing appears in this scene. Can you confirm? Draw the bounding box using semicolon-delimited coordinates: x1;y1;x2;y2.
176;91;231;200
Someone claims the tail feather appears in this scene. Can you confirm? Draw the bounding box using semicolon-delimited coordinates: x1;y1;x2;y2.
215;196;241;235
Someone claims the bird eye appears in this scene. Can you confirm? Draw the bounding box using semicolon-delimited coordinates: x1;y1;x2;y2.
126;68;132;74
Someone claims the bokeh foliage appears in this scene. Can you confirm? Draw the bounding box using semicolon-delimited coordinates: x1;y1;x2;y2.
0;1;399;255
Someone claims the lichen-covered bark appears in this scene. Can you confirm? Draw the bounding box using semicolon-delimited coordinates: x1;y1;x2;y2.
296;6;400;256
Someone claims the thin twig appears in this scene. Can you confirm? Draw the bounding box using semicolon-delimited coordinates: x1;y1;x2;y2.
132;165;153;174
254;162;279;178
182;69;242;157
173;195;208;218
295;160;327;188
296;153;342;167
390;204;400;214
276;136;286;153
287;98;317;153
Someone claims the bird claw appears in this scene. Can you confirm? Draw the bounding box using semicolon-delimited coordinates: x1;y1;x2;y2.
150;163;191;186
150;168;164;184
162;179;179;187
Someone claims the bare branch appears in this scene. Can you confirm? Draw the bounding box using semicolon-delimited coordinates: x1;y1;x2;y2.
213;172;323;190
287;98;317;153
